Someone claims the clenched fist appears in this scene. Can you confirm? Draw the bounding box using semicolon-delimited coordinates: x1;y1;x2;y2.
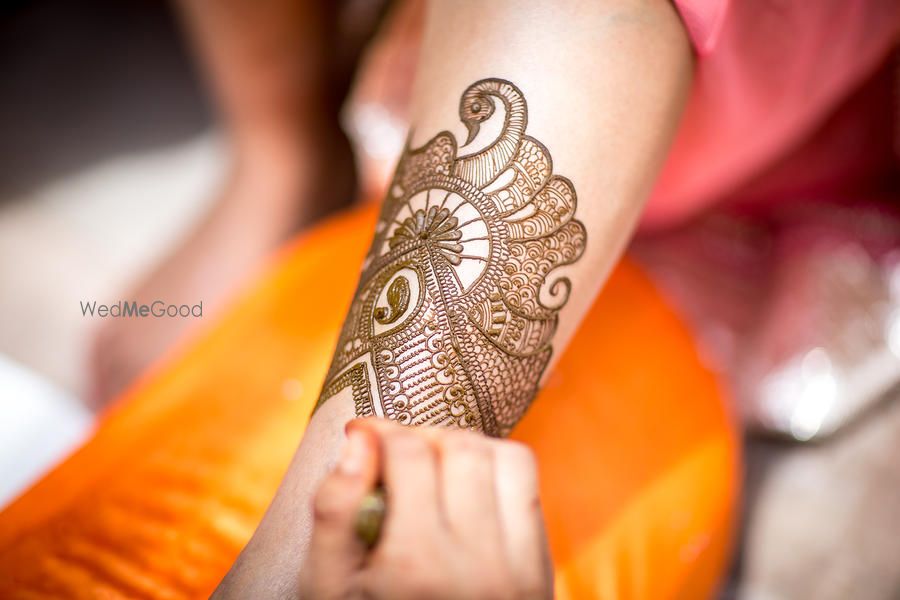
299;418;553;599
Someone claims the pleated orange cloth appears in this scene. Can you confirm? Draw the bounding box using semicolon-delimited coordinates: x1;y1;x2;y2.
0;204;739;599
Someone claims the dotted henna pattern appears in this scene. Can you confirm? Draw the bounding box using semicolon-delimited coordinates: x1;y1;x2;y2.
316;78;586;436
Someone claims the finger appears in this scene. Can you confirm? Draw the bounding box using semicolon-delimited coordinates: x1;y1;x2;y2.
304;427;379;588
375;421;443;536
347;417;401;437
438;429;503;550
493;441;553;597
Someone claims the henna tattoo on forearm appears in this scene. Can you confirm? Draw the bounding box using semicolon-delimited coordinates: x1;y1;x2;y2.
315;78;587;436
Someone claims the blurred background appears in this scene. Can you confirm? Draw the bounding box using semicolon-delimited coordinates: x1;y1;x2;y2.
1;1;899;598
0;0;224;510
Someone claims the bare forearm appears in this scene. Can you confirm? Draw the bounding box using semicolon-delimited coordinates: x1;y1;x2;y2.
218;1;691;595
317;0;692;433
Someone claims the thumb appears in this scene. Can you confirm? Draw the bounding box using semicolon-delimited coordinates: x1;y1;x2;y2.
301;424;379;593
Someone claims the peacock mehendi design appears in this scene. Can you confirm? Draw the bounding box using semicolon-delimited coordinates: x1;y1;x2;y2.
315;78;587;437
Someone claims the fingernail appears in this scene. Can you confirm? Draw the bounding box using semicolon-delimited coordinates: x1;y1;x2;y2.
338;430;368;475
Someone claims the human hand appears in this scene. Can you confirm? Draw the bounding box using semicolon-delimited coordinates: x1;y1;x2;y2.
299;418;553;599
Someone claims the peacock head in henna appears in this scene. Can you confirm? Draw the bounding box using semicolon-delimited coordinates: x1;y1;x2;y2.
454;79;528;188
459;83;498;145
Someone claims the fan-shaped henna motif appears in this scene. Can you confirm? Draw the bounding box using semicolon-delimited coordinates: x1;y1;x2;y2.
315;78;587;436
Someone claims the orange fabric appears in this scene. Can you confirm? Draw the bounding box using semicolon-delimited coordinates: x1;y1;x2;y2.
0;204;739;599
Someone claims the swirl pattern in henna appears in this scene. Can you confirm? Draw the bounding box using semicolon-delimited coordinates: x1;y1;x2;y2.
316;78;587;436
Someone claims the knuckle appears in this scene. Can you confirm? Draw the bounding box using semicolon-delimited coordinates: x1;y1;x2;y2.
496;441;538;474
496;443;540;501
387;430;431;461
442;429;492;457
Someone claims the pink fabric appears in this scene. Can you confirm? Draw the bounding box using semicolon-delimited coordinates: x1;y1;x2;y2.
643;0;900;229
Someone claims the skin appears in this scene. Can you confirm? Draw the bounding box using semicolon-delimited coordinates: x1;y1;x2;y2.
314;75;589;436
298;419;553;599
216;0;692;596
